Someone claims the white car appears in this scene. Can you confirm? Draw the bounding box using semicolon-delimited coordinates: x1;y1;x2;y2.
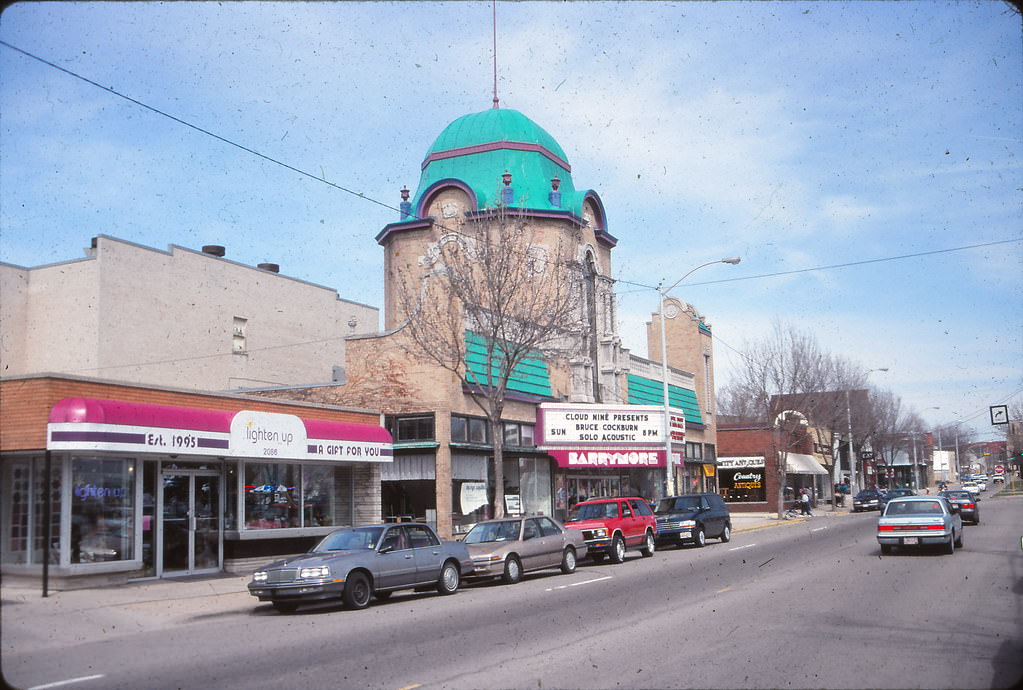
962;482;981;497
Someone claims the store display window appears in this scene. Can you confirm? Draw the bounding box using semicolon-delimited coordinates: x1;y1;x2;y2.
242;462;351;530
70;457;136;563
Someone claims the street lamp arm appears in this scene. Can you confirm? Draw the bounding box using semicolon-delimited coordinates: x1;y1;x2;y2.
661;257;741;295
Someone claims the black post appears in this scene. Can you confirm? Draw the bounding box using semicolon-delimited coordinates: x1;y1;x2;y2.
43;450;52;598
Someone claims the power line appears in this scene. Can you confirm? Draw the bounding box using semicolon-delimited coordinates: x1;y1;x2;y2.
7;40;1018;294
0;40;402;217
616;238;1022;292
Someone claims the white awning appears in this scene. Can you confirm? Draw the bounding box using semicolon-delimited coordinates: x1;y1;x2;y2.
786;453;829;475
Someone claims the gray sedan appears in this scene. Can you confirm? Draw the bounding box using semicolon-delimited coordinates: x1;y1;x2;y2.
463;515;587;584
248;523;473;612
877;496;963;555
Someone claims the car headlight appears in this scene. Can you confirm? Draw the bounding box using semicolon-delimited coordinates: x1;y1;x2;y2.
679;520;696;528
253;571;268;582
299;566;330;579
592;528;607;538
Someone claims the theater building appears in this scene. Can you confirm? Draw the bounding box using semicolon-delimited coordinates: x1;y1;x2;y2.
0;375;390;589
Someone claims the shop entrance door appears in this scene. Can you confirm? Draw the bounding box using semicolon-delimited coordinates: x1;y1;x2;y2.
161;472;221;575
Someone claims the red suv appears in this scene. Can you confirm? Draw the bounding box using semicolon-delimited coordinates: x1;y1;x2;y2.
565;497;657;563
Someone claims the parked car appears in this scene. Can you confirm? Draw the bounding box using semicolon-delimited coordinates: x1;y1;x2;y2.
248;523;473;612
877;496;963;555
653;493;731;547
852;488;886;512
962;482;981;497
975;477;988;492
462;515;586;583
565;496;657;563
880;488;915;509
939;490;980;524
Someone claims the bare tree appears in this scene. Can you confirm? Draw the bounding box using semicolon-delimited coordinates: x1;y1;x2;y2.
718;321;842;516
395;206;584;518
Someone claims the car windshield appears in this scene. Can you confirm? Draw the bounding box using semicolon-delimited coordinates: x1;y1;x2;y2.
313;526;385;552
463;520;521;544
568;501;619;521
656;497;702;513
942;491;971;499
855;490;879;499
885;500;944;516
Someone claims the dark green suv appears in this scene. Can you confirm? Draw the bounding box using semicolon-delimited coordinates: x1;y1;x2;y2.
653;493;732;548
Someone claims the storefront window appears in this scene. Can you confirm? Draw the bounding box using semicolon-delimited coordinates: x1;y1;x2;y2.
243;462;348;529
517;458;551;516
303;465;336;526
70;457;136;563
245;463;298;528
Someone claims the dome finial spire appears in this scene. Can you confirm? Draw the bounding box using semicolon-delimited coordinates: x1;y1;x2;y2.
491;0;500;109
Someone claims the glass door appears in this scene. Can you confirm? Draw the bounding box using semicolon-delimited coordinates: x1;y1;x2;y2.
162;472;221;575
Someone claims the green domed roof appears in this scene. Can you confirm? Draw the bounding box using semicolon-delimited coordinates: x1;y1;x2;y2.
411;108;584;216
427;108;569;162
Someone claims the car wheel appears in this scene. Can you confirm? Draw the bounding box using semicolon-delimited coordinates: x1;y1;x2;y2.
640;531;655;557
560;547;577;574
880;544;892;555
609;534;626;563
954;529;963;548
502;556;522;584
693;527;706;548
436;560;460;595
374;591;393;601
342;572;372;609
720;524;732;543
272;600;298;613
944;536;955;555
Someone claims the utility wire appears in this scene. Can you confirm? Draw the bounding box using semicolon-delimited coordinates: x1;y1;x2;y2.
0;40;401;217
615;237;1022;292
6;41;1019;293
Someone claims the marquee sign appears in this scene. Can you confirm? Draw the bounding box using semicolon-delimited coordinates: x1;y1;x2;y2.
536;403;677;446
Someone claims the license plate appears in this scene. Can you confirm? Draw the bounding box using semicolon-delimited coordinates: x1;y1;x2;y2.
902;537;919;545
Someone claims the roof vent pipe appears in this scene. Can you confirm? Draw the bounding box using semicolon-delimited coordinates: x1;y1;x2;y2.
257;263;280;273
202;245;226;257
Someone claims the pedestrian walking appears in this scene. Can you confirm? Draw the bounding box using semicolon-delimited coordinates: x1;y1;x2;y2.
799;488;812;516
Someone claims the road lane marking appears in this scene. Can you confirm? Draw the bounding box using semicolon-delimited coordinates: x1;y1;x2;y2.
28;675;105;690
545;575;613;591
397;685;423;690
716;586;734;594
729;544;755;551
811;526;828;533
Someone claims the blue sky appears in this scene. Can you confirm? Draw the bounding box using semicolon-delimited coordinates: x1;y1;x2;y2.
2;1;1020;441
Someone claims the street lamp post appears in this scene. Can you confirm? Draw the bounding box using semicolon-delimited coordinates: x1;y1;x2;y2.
658;257;741;497
843;367;888;497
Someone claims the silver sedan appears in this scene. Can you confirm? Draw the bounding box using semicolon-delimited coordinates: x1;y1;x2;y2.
877;496;963;555
463;515;587;584
248;523;473;612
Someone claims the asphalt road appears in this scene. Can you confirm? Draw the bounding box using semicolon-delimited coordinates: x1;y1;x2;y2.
5;497;1022;690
